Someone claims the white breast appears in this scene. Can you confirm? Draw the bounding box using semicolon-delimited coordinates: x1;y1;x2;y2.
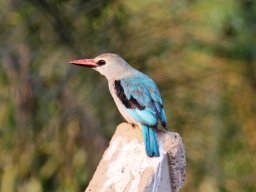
108;80;136;124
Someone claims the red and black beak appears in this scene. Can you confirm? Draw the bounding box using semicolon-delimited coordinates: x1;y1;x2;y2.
69;59;97;68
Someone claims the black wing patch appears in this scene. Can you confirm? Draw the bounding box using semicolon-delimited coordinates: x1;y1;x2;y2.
114;80;145;110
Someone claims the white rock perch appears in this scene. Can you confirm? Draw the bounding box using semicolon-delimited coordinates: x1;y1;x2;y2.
85;123;186;192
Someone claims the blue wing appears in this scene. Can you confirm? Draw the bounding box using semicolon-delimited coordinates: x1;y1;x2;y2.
114;74;167;128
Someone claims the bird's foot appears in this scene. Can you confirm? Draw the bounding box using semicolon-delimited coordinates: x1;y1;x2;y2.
156;127;167;133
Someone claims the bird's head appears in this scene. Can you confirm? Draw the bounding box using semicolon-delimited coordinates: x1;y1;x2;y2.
69;53;133;79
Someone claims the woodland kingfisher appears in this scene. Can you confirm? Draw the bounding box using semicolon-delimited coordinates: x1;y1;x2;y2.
69;53;167;157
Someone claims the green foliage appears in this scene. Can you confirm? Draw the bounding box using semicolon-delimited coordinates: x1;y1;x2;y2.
0;0;255;191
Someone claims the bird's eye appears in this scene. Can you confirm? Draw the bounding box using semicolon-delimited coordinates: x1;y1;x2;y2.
97;60;106;66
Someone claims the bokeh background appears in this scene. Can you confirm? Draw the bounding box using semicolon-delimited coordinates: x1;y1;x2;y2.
0;0;255;191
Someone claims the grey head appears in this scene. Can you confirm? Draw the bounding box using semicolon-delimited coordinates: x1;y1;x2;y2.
70;53;136;80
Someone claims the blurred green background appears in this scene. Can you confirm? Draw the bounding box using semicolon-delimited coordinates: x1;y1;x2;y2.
0;0;255;191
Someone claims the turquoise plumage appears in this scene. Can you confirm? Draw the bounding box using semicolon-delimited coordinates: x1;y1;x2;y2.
117;75;166;157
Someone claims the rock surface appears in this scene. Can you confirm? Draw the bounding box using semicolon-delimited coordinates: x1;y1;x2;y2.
85;123;186;192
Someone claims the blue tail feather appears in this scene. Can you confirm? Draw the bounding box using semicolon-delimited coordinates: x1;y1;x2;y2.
141;125;160;157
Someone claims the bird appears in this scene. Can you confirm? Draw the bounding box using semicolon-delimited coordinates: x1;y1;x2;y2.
69;53;167;157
